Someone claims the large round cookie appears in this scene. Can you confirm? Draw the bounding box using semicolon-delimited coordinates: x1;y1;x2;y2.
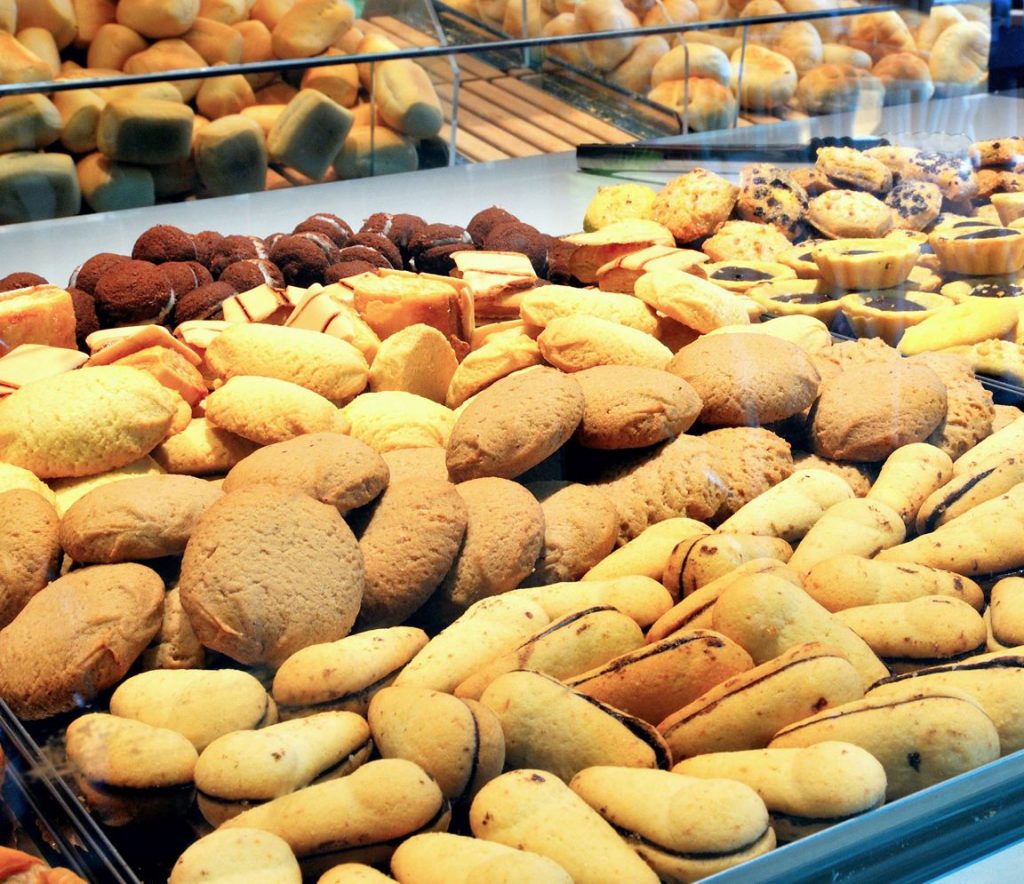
446;367;584;483
573;365;702;449
204;375;341;445
223;432;389;513
0;563;165;719
355;478;469;630
0;365;178;479
60;475;223;563
179;485;364;667
0;489;61;628
702;427;795;521
667;333;820;427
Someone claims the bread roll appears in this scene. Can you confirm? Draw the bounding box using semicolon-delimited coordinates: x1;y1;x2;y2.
731;44;798;110
18;0;78;48
122;39;208;100
372;59;444;138
15;27;61;77
272;0;354;58
0;32;53;83
194;113;268;196
651;42;730;87
576;0;639;71
334;126;418;179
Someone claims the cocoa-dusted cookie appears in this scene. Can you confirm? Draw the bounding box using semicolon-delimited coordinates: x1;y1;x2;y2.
0;489;61;629
667;333;820;427
466;206;519;247
69;252;130;294
355;478;468;629
408;223;474;275
293;212;353;246
808;189;894;239
423;477;545;622
703;427;794;521
910;351;994;460
345;232;403;271
521;482;617;587
0;271;47;291
269;233;336;287
172;281;236;325
360;212;427;265
179;485;365;667
651;167;738;243
132;225;198;264
208;234;267;277
218;258;284;291
482;222;548;276
735;164;809;241
811;360;948;462
0;563;165;719
93;258;177;325
223;432;389;513
69;286;100;347
159;260;213;297
593;433;725;544
446;367;584;483
573;364;701;449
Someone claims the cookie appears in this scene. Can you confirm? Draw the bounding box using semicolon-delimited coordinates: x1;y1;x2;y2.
0;365;177;479
787;497;906;577
272;627;428;719
668;333;820;427
807;189;894;239
60;474;222;563
633;268;750;333
815;145;893;192
918;456;1024;535
969;137;1024;170
736;163;809;240
520;284;659;336
811;360;948;462
703;427;795;520
651;167;738;243
445;329;543;409
885;180;943;231
563;220;676;283
138;585;205;672
342;390;456;453
583;182;657;231
424;477;545;622
446;367;584;483
792;451;876;496
517;482;617;587
866;442;953;526
0;563;164;719
702;219;793;262
391;833;571;884
663;532;794;598
572;364;701;450
0;489;61;628
537;315;673;372
179;485;364;667
150;417;258;476
170;829;301;884
910;351;994;460
223;432;389;513
510;576;672;628
204;375;342;445
380;446;448;483
902;151;979;202
367;323;458;404
593;434;724;544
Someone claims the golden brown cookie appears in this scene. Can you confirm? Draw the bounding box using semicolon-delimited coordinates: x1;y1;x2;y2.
537;315;673;372
702;219;793;262
446;367;584;483
179;485;364;667
634;269;750;333
703;427;795;520
0;489;61;629
380;446;449;483
150;417;259;476
204;375;342;445
910;351;993;460
445;329;543;409
572;364;701;449
651;167;738;243
367;323;458;404
815;146;893;193
735;163;809;240
808;189;894;239
341;390;455;453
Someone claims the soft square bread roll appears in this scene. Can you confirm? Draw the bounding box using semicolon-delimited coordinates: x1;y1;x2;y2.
0;151;80;223
194;113;268;196
77;152;156;213
96;97;195;164
267;88;353;180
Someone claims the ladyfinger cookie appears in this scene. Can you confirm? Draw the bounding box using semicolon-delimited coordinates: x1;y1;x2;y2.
390;832;572;884
272;627;427;720
803;556;984;612
658;642;864;762
866;442;953;526
916;456;1024;534
567;628;753;725
713;572;889;689
788;497;906;577
479;670;670;782
506;575;673;628
222;759;450;876
368;686;504;803
770;687;1000;799
663;532;793;598
988;577;1024;650
454;606;644;701
952;416;1024;476
646;558;802;642
470;769;659;884
835;596;987;674
194;712;373;826
672;742;887;842
319;864;395;883
877;483;1024;576
717;469;855;542
582;516;709;583
394;595;551;693
570;766;774;880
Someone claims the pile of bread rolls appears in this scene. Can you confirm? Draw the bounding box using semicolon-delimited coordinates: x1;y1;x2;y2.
0;0;444;224
458;0;991;128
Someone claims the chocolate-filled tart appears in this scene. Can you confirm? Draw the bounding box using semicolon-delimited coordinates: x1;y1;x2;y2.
699;260;796;293
778;241;825;279
747;279;843;324
838;289;953;344
929;225;1024;275
812;238;920;291
940;270;1024;302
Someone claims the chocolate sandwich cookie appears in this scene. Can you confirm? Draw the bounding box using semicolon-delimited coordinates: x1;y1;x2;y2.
132;224;198;264
208;234;267;277
294;212;353;246
346;232;403;270
360;212;427;266
218;258;285;291
69;252;129;295
409;223;475;275
195;712;373;826
0;271;46;291
269;233;335;287
466;206;519;247
482;221;547;276
93;258;176;326
190;230;226;270
569;767;775;878
172;281;236;324
787;497;906;577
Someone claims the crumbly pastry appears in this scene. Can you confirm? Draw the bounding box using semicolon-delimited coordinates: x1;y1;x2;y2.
838;290;953;345
807;189;894;239
596;245;709;294
0;489;61;629
707;315;834;354
0;563;164;719
446;367;584;483
582;183;656;231
179;485;364;667
778;240;825;278
703;426;795;520
667;333;820;427
702;219;793;262
791;165;837;195
735;163;809;240
910;351;994;460
901;151;979;202
812;237;919;290
650;167;738;243
811;360;948;462
885;180;943;231
380;446;449;483
563;220;676;284
226;434;385;514
520;284;659;335
816;146;893;193
863;144;922;178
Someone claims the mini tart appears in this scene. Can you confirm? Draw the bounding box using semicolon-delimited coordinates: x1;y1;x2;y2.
905;265;944;293
885;229;942;272
700;261;796;292
838;289;954;345
747;279;843;323
991;192;1024;226
812;238;920;291
928;225;1024;275
940;270;1024;302
778;241;825;279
